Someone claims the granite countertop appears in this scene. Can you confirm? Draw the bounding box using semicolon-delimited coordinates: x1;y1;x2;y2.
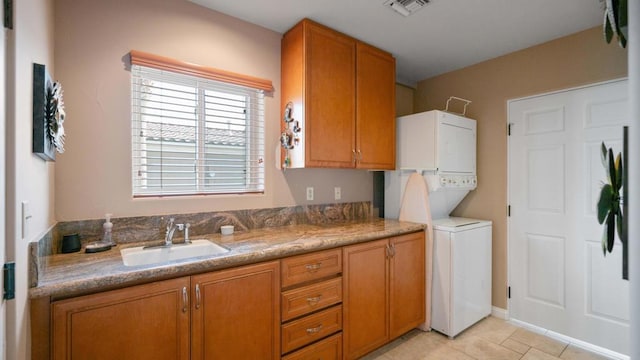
30;218;425;300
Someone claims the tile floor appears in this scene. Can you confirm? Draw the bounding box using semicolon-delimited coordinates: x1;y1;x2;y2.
362;316;612;360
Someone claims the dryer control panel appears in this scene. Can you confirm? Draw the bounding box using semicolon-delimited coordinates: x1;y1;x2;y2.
438;175;477;189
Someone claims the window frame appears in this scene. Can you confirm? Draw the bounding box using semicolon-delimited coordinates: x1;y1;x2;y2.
130;51;273;197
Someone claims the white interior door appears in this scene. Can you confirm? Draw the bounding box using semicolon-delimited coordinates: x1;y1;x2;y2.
508;79;629;355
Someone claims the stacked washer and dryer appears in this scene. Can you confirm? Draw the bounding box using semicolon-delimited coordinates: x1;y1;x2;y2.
385;110;492;338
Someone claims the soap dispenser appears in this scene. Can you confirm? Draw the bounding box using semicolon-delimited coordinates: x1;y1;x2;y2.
85;213;115;253
102;213;114;245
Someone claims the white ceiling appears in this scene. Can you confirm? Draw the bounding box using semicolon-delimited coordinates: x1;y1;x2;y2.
190;0;605;85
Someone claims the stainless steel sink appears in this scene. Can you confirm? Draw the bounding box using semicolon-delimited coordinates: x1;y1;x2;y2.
121;240;230;266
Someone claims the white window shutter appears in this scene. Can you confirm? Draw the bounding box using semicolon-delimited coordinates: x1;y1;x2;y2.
131;65;265;196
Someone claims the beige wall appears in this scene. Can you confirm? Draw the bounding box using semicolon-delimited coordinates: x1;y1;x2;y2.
395;83;415;116
54;0;372;222
8;0;56;358
415;27;628;309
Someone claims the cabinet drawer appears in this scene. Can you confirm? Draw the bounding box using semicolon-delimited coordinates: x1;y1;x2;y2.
282;333;342;360
282;277;342;321
281;305;343;354
281;249;342;288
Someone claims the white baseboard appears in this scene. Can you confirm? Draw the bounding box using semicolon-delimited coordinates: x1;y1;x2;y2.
508;318;629;360
491;306;509;320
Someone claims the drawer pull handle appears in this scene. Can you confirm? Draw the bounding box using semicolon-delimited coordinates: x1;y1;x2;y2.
306;295;322;306
182;287;188;313
306;324;323;334
195;284;201;310
305;263;322;272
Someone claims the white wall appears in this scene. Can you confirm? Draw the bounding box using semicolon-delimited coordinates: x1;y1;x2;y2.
6;0;56;358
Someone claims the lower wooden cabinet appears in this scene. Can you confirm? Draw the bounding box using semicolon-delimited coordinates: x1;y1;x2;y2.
52;277;191;360
51;261;280;360
280;249;344;358
282;333;343;360
343;232;425;359
343;239;390;358
389;232;426;338
45;232;424;360
191;261;280;360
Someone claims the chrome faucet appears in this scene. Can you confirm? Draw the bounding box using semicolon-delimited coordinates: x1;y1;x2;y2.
165;218;177;246
144;218;189;250
164;218;192;246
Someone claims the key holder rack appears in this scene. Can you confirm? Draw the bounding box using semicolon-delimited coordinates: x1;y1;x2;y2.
280;101;301;169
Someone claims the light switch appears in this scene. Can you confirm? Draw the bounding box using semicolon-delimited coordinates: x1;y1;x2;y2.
334;187;341;200
22;201;32;239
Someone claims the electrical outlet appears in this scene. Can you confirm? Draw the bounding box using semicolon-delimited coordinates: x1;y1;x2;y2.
306;187;314;201
334;187;341;200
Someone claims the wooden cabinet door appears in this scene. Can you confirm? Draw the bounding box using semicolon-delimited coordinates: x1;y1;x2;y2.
356;42;396;170
191;261;280;360
304;21;356;168
51;277;190;360
389;232;426;338
343;239;389;359
282;19;396;170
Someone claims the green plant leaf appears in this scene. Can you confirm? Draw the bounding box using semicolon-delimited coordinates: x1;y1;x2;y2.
600;142;608;168
602;227;608;256
606;211;616;253
615;153;623;191
608;149;617;189
603;0;628;48
597;184;613;224
618;0;628;46
616;210;623;243
604;13;614;43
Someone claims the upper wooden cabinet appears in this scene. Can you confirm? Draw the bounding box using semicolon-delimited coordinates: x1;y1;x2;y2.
281;19;396;170
355;42;396;169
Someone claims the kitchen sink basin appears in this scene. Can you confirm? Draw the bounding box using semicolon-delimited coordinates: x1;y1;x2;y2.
121;240;230;267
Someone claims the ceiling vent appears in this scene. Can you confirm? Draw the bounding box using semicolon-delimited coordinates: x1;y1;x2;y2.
383;0;430;17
